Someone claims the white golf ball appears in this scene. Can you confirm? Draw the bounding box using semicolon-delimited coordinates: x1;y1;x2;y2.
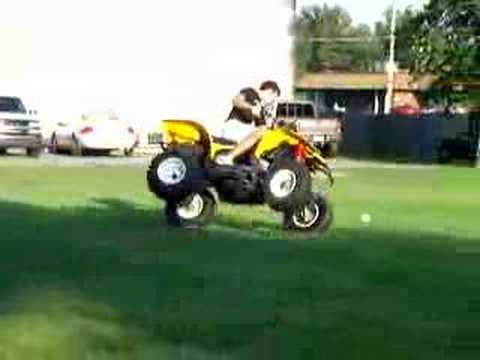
361;213;371;223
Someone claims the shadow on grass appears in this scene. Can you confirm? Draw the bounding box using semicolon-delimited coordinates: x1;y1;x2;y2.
0;199;479;359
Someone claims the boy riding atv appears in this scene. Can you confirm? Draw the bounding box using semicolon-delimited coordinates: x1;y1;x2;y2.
146;81;334;233
216;80;281;165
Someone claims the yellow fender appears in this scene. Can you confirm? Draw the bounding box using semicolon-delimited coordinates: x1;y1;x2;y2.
255;127;334;185
210;142;235;158
254;128;301;158
161;120;209;145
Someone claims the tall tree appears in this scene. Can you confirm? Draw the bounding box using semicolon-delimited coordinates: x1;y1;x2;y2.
374;7;418;69
293;5;381;77
410;0;480;104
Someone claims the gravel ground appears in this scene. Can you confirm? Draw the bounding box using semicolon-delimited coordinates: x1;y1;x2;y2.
0;153;150;168
0;148;436;170
327;157;437;170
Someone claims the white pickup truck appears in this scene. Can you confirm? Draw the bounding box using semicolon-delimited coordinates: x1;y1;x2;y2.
0;96;43;157
276;100;343;157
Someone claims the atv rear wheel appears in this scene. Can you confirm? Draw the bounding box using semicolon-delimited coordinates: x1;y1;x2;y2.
166;190;216;228
283;193;333;233
147;146;207;202
265;156;311;212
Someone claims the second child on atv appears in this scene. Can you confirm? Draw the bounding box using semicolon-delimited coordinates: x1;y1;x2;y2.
147;81;334;233
216;81;281;165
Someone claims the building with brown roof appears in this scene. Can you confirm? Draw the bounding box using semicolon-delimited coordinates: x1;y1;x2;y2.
294;71;437;115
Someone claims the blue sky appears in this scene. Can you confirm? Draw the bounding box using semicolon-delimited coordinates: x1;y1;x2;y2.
298;0;427;25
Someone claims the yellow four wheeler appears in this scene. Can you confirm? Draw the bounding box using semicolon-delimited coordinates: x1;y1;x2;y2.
146;119;334;232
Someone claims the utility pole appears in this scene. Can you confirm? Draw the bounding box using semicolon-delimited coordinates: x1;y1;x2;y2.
475;114;480;168
384;0;397;114
292;0;297;16
289;0;297;99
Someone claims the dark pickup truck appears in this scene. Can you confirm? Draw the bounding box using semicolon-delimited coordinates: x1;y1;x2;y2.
276;100;343;157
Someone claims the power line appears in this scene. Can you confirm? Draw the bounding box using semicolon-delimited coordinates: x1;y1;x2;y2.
309;36;389;43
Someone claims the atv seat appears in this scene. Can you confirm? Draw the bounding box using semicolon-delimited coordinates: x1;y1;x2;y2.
212;137;237;146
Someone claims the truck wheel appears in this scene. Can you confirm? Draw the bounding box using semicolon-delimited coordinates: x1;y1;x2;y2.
265;156;311;212
147;145;208;202
165;190;216;228
27;147;42;158
124;147;135;157
72;135;83;156
49;134;59;154
283;192;333;234
323;141;338;158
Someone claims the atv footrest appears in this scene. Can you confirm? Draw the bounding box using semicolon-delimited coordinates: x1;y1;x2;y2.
207;164;253;181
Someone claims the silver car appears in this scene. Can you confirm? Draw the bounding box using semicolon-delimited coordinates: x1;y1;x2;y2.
0;96;43;157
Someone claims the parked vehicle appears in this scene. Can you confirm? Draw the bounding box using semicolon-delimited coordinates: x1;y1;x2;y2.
147;117;334;233
276;100;343;157
392;104;421;116
437;132;479;164
436;109;480;164
0;96;43;157
49;111;139;156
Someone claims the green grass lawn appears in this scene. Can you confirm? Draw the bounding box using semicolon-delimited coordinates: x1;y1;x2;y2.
0;162;479;359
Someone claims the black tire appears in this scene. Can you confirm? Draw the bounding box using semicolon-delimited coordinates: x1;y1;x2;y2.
323;141;338;158
0;148;7;155
27;147;42;158
124;147;135;157
165;190;216;228
72;135;83;156
216;169;264;204
147;145;208;202
91;149;111;157
283;192;333;234
49;133;58;154
264;155;311;212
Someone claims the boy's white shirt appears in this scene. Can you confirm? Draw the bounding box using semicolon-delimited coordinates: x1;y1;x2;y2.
220;118;255;142
218;93;279;141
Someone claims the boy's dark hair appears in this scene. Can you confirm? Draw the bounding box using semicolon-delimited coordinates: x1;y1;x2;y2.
259;81;281;96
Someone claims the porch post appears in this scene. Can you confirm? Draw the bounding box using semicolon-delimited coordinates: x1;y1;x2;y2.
374;90;380;115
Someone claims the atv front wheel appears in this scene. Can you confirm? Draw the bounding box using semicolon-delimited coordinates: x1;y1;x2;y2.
166;190;216;228
265;156;311;212
283;193;333;233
